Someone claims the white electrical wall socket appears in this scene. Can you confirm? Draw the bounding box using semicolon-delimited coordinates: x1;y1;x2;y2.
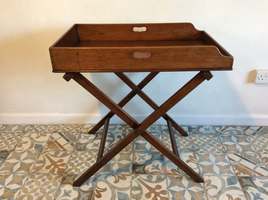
255;69;268;84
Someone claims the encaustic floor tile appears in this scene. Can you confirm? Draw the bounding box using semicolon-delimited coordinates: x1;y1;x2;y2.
147;125;163;137
31;150;71;175
22;124;54;134
54;184;79;200
0;150;37;175
204;175;246;200
0;172;28;200
14;173;62;200
0;124;26;132
0;150;10;167
196;153;235;176
104;126;133;153
166;175;206;200
163;152;234;177
177;134;224;155
62;151;132;188
259;149;268;169
61;131;100;152
133;151;166;175
22;124;93;135
217;126;262;136
62;150;97;184
55;184;93;200
239;176;268;200
250;130;268;153
250;131;268;168
133;136;158;153
0;131;22;152
15;132;50;154
43;132;74;152
185;125;222;135
219;131;255;152
0;124;267;199
133;126;162;153
91;173;132;200
102;151;133;175
221;130;268;168
131;174;169;200
164;152;201;176
228;153;268;177
133;150;200;176
159;131;173;150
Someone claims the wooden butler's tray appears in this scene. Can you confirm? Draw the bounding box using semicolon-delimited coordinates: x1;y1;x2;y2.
48;23;234;186
49;23;233;72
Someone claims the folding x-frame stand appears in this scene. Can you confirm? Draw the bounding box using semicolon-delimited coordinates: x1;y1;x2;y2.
63;71;213;187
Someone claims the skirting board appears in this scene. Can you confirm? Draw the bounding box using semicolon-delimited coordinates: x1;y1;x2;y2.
0;113;267;126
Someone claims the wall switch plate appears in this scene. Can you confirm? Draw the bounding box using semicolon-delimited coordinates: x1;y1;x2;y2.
255;70;268;84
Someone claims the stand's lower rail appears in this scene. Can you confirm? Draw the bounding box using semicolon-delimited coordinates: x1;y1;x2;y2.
96;118;110;161
167;119;180;158
63;71;213;186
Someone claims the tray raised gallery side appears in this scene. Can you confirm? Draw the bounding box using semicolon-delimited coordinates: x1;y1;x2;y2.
49;23;233;72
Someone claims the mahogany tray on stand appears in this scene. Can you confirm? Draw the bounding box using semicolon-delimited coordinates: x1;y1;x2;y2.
49;23;233;186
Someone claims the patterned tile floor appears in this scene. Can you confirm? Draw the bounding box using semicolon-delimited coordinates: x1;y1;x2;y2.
0;124;267;200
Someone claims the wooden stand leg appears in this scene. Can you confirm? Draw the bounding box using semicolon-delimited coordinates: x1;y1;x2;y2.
64;71;212;186
74;128;141;186
88;72;158;134
64;72;139;128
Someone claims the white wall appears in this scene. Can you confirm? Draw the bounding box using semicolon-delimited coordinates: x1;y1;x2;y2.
0;0;268;125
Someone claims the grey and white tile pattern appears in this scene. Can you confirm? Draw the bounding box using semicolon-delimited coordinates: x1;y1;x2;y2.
0;124;267;199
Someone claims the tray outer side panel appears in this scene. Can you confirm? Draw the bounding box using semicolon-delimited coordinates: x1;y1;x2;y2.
50;23;233;72
50;46;232;72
